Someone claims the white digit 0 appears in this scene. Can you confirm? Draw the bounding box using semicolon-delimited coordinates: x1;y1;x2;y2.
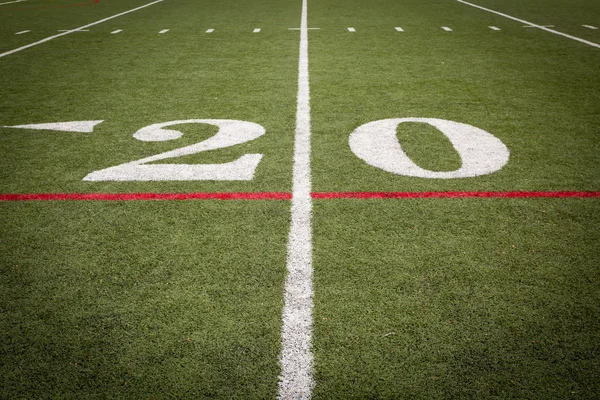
349;118;509;178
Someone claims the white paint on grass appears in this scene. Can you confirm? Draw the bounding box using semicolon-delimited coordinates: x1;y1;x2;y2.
395;27;404;32
84;120;265;181
349;118;510;179
523;24;554;28
111;29;123;34
278;0;314;398
15;30;30;35
442;26;453;31
0;0;26;6
206;28;214;33
4;120;103;133
253;28;261;33
583;25;598;30
159;29;169;34
348;27;355;32
489;26;501;31
456;0;600;48
58;29;90;32
0;0;164;59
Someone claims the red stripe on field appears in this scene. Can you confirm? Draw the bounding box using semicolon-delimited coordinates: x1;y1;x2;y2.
312;191;600;199
2;191;599;202
0;192;292;201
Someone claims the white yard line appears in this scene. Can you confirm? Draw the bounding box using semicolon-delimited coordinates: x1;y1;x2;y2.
278;0;314;397
489;26;501;31
111;29;123;34
582;25;598;30
0;0;164;59
456;0;600;49
0;0;26;6
15;30;31;35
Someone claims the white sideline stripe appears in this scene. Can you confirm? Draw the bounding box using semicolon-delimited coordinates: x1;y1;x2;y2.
348;27;355;32
15;30;30;35
0;0;164;59
489;26;501;31
278;0;314;397
442;26;453;31
395;27;404;32
583;25;598;30
111;29;122;34
253;28;261;33
0;0;26;5
159;29;169;34
456;0;600;49
206;28;214;33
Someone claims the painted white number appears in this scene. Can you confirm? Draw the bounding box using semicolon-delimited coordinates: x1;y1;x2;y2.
83;119;265;181
349;118;509;178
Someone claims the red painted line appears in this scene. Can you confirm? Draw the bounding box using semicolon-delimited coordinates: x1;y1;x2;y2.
2;191;599;202
312;191;600;199
0;192;292;201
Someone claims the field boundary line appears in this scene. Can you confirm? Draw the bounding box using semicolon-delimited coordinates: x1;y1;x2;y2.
313;191;600;199
0;0;163;59
278;0;315;398
0;0;26;6
456;0;600;49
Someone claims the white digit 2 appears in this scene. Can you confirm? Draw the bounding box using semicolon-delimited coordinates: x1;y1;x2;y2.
349;118;510;178
83;119;265;181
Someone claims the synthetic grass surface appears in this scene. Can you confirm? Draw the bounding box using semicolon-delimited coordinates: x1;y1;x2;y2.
1;0;599;398
313;199;600;398
1;201;289;398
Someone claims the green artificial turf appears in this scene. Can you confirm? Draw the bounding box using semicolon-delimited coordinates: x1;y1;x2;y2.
1;0;599;398
1;201;289;398
312;199;600;399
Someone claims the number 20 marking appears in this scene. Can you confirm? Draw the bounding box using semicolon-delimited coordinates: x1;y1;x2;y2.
83;117;509;181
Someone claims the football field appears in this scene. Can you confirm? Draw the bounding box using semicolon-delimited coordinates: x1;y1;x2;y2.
1;0;599;398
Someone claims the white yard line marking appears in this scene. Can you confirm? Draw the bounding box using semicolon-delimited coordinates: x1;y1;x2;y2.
442;26;453;31
278;0;314;397
159;29;169;34
582;25;598;30
395;27;404;32
0;0;26;6
15;30;31;35
289;28;320;30
206;28;214;33
253;28;261;33
0;0;163;59
489;26;501;31
58;29;90;32
523;24;554;28
456;0;600;48
111;29;123;34
348;27;356;32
